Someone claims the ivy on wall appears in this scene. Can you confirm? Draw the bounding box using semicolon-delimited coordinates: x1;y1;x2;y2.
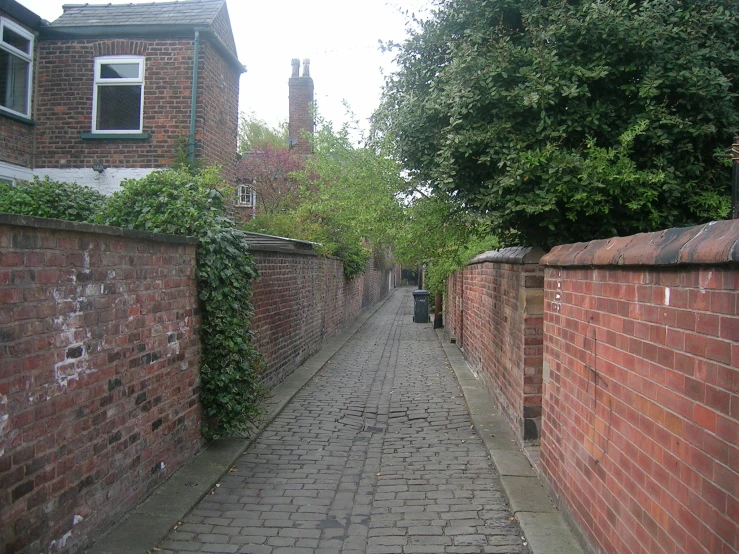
1;170;265;439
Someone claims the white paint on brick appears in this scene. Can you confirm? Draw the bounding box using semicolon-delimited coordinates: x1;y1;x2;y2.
664;287;670;306
34;167;158;195
0;393;8;457
51;286;93;392
48;529;73;552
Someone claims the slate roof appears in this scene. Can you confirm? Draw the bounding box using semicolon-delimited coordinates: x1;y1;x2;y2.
49;0;226;28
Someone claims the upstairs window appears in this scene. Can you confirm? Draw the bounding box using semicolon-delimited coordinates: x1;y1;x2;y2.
237;184;255;208
0;19;34;118
92;56;144;133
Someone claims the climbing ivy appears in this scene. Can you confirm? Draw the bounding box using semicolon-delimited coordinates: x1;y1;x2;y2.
98;168;266;439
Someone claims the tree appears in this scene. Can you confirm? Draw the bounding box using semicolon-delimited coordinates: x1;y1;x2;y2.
394;191;498;295
373;0;739;247
237;111;287;153
236;112;304;213
245;120;406;279
236;144;305;214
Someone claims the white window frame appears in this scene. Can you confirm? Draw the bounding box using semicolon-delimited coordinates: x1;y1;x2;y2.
237;184;255;208
0;18;34;119
91;55;145;133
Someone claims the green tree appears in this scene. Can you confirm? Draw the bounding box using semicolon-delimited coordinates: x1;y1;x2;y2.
373;0;739;247
245;120;406;279
394;191;498;295
238;111;287;153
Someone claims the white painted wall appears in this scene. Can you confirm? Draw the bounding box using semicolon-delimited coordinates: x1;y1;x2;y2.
33;168;158;195
0;160;34;183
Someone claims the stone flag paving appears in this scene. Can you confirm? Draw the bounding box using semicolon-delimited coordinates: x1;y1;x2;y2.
157;288;531;554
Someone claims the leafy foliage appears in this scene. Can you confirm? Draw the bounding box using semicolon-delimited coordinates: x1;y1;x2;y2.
245;120;406;280
236;144;305;214
393;191;498;295
238;111;288;153
98;168;265;439
0;177;107;223
374;0;739;247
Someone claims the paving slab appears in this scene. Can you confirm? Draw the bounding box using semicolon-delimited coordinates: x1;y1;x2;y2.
152;287;530;553
88;288;582;554
85;294;391;554
436;329;585;554
516;512;585;554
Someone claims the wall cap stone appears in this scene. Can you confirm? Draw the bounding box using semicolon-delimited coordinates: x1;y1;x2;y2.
467;246;545;266
541;220;739;267
0;213;198;244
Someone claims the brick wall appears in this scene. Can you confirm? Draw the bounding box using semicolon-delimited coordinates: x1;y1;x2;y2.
444;247;545;443
0;214;202;554
540;221;739;554
198;40;239;184
34;35;238;178
34;39;193;170
251;247;391;389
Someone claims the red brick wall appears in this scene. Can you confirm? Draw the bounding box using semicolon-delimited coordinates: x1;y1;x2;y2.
0;214;202;554
33;36;238;175
198;40;239;184
251;248;391;389
34;39;193;169
0;8;36;169
444;248;545;443
540;221;739;554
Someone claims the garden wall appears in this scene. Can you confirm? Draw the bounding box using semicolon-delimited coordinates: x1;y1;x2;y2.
249;240;392;389
0;220;394;554
444;247;545;443
540;221;738;554
0;214;203;554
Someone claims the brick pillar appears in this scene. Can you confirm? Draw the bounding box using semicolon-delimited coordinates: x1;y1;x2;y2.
288;58;314;155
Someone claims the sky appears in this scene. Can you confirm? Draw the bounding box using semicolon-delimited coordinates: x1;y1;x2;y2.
18;0;431;135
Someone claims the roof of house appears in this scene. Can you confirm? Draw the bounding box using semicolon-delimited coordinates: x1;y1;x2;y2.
0;0;46;29
49;0;226;28
39;0;244;72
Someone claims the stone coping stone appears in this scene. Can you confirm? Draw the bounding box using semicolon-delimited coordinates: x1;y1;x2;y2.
542;220;739;267
467;246;546;266
0;213;198;245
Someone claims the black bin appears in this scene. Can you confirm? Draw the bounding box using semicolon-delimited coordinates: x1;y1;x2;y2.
412;289;430;323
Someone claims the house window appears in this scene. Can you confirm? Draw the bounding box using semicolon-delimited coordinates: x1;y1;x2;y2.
237;184;255;208
0;19;34;118
92;56;144;133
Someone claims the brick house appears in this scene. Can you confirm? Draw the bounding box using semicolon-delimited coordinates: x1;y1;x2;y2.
233;58;314;221
0;0;244;194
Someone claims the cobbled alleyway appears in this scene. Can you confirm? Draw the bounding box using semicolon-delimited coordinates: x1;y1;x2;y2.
158;288;531;554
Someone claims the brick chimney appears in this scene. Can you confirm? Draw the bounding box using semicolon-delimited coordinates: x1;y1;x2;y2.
288;58;314;155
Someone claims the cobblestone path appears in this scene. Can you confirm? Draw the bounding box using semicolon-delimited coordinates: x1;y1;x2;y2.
158;288;530;554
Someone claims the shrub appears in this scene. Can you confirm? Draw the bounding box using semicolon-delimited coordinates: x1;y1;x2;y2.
0;177;107;223
99;168;265;438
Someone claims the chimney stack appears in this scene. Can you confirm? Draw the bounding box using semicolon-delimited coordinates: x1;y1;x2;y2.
288;58;314;155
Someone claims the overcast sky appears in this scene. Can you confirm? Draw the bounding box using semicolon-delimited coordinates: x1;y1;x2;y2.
18;0;431;135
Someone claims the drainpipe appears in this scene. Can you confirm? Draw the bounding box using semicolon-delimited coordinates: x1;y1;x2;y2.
188;30;201;165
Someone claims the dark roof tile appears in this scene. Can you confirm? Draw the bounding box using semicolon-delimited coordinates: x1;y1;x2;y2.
49;0;225;28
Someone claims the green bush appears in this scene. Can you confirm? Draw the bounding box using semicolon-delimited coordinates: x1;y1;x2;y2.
0;177;107;223
98;168;265;439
